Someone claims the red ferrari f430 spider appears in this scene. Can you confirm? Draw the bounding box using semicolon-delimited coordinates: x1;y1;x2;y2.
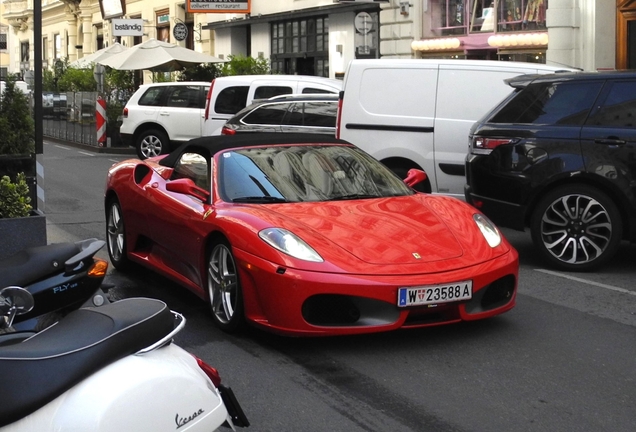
105;134;518;336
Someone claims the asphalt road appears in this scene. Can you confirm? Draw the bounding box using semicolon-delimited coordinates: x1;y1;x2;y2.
42;140;636;432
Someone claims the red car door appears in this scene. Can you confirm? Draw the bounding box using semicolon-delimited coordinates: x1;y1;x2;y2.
144;152;213;288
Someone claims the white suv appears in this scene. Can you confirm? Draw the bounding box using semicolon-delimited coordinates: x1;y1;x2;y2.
119;82;210;159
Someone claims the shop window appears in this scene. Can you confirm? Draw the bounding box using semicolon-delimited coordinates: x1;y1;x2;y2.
431;0;547;35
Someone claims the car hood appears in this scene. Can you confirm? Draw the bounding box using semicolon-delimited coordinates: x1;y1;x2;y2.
236;195;468;266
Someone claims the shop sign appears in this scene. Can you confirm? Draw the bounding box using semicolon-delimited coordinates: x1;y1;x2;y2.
99;0;125;20
173;23;188;41
157;14;170;25
112;19;143;37
187;0;250;14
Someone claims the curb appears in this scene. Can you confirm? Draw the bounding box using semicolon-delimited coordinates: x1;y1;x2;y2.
44;137;136;155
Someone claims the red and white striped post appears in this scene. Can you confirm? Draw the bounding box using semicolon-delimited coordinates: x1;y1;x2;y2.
96;96;107;147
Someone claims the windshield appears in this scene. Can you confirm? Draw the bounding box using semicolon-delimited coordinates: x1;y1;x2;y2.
217;145;414;203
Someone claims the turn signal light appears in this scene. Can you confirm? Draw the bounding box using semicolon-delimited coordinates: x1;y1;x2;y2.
88;259;108;278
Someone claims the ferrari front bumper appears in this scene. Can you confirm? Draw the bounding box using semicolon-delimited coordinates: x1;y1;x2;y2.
233;248;519;337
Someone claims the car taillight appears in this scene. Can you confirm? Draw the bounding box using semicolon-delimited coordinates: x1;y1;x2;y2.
204;81;215;121
471;137;517;155
122;107;128;118
335;91;344;139
221;126;236;135
194;355;222;387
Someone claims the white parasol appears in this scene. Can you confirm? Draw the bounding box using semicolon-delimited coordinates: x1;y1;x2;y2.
97;39;225;72
69;43;129;69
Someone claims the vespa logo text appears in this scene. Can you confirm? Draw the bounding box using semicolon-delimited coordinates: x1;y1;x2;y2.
175;409;204;429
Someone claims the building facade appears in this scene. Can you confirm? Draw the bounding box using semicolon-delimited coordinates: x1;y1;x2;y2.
0;0;634;82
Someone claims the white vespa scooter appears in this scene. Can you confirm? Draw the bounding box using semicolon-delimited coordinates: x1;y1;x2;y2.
0;286;249;431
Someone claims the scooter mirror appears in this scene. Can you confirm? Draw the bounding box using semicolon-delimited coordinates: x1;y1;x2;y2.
0;286;35;327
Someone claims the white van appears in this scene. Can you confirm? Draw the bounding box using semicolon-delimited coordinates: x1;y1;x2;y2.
203;75;342;135
336;59;574;198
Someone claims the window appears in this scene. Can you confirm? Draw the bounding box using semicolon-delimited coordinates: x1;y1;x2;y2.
431;0;548;36
285;102;337;127
21;42;29;62
302;87;333;94
215;86;249;115
171;152;209;192
301;102;338;127
253;86;293;100
0;33;7;51
166;85;202;108
54;34;62;59
139;87;166;106
243;103;288;125
271;17;329;77
490;81;603;125
586;81;636;128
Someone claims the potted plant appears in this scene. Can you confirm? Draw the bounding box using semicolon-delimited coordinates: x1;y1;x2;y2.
0;75;47;260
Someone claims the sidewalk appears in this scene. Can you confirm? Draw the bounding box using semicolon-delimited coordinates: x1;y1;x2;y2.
44;137;135;155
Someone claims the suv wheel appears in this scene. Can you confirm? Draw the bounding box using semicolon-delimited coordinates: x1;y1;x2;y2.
530;184;622;271
136;129;168;160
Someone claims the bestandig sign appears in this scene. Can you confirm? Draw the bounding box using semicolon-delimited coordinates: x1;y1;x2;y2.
112;19;144;37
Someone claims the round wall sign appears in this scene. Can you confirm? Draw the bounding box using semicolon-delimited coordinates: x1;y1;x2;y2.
173;23;188;41
354;12;373;35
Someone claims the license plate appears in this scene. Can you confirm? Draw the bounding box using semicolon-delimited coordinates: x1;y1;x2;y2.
398;280;472;307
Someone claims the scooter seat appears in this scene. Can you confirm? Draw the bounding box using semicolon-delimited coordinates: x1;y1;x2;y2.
0;242;80;287
0;297;175;428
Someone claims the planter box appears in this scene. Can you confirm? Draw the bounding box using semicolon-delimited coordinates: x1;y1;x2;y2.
0;210;47;260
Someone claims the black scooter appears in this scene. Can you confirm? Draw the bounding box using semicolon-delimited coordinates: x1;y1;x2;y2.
0;238;110;333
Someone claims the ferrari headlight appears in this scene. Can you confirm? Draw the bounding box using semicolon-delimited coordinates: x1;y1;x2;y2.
473;213;501;248
259;228;324;262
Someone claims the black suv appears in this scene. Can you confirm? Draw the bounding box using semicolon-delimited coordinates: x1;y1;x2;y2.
465;71;636;271
219;93;337;135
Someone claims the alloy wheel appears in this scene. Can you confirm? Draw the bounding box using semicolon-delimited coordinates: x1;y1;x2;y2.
208;243;239;325
539;193;613;266
107;202;125;264
139;136;163;159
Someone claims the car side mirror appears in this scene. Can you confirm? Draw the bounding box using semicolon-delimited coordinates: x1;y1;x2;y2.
166;178;210;201
403;169;427;188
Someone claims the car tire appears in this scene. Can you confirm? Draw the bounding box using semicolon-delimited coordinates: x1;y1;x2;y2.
106;198;132;271
530;184;622;271
207;239;245;333
136;129;168;160
383;160;431;193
